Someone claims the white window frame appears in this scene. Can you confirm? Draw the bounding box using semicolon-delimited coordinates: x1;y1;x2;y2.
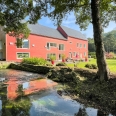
59;44;65;50
16;52;30;59
84;44;86;48
46;42;57;50
46;53;56;59
84;52;86;56
80;44;82;48
73;52;76;56
17;39;29;49
77;43;79;47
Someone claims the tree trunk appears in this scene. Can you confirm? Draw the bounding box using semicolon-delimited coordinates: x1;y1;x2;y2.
91;0;110;81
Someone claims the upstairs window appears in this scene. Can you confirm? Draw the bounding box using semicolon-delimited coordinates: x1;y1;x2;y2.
80;44;82;48
47;42;57;49
84;44;86;48
59;44;64;50
77;43;79;47
17;39;29;48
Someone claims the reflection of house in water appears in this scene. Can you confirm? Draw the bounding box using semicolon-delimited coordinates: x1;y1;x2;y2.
6;79;57;100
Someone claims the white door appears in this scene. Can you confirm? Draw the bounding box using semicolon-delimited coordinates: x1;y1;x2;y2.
69;52;72;59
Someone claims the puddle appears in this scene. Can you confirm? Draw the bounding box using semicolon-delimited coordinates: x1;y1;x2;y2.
0;69;114;116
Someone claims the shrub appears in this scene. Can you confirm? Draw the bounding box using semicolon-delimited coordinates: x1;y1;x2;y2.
106;52;115;59
85;64;97;69
50;55;56;61
56;62;67;66
46;62;53;66
91;64;97;69
21;57;47;65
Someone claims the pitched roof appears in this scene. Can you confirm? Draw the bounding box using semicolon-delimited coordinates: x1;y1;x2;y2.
60;25;87;40
27;24;66;40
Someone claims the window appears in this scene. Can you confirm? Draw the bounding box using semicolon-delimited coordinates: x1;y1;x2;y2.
0;40;2;49
84;52;86;56
17;53;29;59
47;43;50;49
47;42;57;49
59;44;64;50
77;43;79;47
84;44;86;48
47;53;56;59
73;52;76;56
17;39;29;48
80;44;82;48
50;43;57;47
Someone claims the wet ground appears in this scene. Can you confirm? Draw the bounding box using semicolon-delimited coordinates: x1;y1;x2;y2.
0;69;113;116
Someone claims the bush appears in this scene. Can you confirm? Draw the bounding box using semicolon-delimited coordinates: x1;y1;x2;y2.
46;62;53;66
85;64;97;69
21;57;47;65
56;62;67;66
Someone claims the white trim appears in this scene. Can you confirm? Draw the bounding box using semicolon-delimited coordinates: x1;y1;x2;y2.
16;52;30;59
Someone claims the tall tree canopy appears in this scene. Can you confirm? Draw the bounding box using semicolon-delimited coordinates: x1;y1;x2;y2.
0;0;116;81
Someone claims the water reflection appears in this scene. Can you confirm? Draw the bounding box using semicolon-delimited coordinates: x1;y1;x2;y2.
0;69;114;116
5;79;57;100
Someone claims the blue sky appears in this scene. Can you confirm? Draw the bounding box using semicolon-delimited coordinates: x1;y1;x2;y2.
38;13;116;38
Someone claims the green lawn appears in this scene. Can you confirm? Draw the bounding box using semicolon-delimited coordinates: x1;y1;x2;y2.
67;58;116;73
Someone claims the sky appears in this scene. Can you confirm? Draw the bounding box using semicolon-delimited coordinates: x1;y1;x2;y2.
38;13;116;38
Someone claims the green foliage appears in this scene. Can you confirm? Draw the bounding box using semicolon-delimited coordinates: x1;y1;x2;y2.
61;54;66;60
47;67;80;85
16;84;24;98
15;38;23;48
85;64;97;69
56;62;67;66
21;57;47;66
49;55;56;61
3;98;31;116
88;38;95;52
46;62;53;66
88;52;96;58
103;30;116;53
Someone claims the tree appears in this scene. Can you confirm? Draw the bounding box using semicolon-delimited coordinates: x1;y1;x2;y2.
88;38;96;52
103;33;116;53
0;0;116;81
41;0;115;81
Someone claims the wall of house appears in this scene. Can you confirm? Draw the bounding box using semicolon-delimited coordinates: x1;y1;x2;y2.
6;33;88;62
0;26;6;59
67;36;88;60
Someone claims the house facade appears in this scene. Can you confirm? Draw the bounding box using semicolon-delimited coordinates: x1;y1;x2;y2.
0;24;88;62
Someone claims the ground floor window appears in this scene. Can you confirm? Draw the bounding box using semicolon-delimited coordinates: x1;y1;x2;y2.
0;52;3;59
59;54;62;60
17;53;29;59
47;53;56;60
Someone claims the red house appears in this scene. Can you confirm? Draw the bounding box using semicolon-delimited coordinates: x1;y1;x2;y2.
0;24;88;62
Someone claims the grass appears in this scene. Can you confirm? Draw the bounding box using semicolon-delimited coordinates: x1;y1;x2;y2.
67;58;116;73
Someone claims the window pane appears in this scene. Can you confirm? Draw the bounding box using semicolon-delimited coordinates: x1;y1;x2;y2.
47;54;50;59
0;41;2;49
17;53;29;58
59;44;64;50
22;39;29;48
47;43;50;49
